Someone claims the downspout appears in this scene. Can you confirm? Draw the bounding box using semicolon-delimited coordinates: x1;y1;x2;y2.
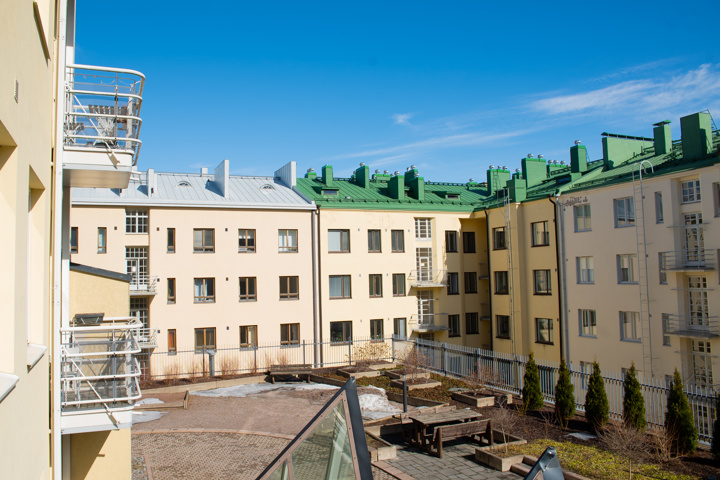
310;207;320;367
482;207;493;352
548;194;567;362
316;206;324;365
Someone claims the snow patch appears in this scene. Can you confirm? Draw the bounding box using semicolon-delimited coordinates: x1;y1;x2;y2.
132;410;167;424
191;382;339;398
136;398;164;405
358;393;402;420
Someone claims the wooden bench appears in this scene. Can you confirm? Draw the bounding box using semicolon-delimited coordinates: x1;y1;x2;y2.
432;419;493;458
134;390;190;411
398;406;456;442
268;364;312;384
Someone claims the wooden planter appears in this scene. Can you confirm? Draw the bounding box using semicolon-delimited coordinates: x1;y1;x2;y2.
365;431;397;461
384;369;430;380
389;378;441;390
452;390;513;408
474;431;528;472
337;368;381;379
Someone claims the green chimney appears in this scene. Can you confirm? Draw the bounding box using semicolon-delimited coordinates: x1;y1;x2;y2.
388;174;405;200
521;156;547;187
570;144;587;173
680;112;712;160
653;120;672;155
321;165;333;186
507;178;527;202
354;165;370;188
404;168;425;201
486;167;511;195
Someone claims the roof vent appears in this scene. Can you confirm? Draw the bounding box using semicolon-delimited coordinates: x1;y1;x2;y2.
515;168;520;173
411;165;417;170
502;166;508;170
469;178;474;182
489;165;495;169
538;154;544;159
307;168;314;173
176;181;191;187
345;196;351;200
260;184;275;192
574;140;582;145
359;162;365;167
394;171;400;176
560;161;566;165
406;167;411;172
375;169;380;174
383;170;389;174
527;153;533;158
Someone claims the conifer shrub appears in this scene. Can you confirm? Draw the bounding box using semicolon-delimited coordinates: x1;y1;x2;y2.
665;369;697;455
555;359;575;428
522;353;544;412
622;363;647;431
585;361;609;431
712;394;720;461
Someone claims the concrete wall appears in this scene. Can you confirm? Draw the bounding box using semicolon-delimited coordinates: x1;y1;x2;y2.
70;429;131;480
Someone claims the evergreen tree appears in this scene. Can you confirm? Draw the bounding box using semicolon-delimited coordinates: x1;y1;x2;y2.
584;362;609;431
555;359;576;428
622;363;647;431
665;369;697;455
522;353;544;411
711;394;720;461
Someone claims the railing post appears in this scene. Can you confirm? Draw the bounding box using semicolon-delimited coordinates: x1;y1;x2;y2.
303;340;306;365
348;340;352;366
442;343;447;376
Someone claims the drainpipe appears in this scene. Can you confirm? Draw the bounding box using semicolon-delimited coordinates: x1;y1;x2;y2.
548;194;568;363
311;207;321;367
315;207;324;365
482;207;493;352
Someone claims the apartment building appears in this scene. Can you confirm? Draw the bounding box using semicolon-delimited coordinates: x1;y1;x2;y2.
70;160;317;375
560;112;720;387
295;164;492;350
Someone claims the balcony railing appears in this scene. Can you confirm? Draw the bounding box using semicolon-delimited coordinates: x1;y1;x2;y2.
137;327;158;349
665;314;719;338
64;64;145;163
660;250;716;271
409;269;447;287
60;317;142;412
409;314;449;332
130;275;158;296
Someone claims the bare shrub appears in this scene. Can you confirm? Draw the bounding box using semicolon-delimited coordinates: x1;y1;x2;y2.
219;353;239;378
276;352;290;366
163;361;181;386
187;358;204;382
397;346;429;381
646;428;673;464
462;363;499;393
599;420;649;477
487;406;519;455
348;341;391;369
539;409;555;437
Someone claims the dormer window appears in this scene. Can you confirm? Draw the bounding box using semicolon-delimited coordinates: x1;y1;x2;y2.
322;188;339;196
446;193;460;200
176;181;191;187
260;184;275;190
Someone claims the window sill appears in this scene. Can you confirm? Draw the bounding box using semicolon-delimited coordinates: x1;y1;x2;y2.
447;292;460;296
239;299;257;302
449;335;461;338
238;250;256;253
369;296;383;299
495;336;511;340
467;332;479;335
193;300;216;304
368;251;382;254
618;282;639;285
168;351;177;356
614;225;636;228
463;251;477;254
535;341;554;345
620;339;641;343
446;250;458;254
574;229;592;233
280;297;300;301
193;251;215;254
392;294;406;297
577;282;594;285
329;251;351;254
27;343;47;369
0;372;19;404
531;244;550;248
168;300;176;304
278;250;299;254
533;292;552;296
280;343;301;348
493;247;508;251
465;290;478;294
329;297;351;300
391;250;404;253
494;292;509;295
579;334;597;339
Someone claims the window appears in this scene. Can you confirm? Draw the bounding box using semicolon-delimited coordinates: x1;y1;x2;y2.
240;325;257;348
167;228;175;253
194;327;216;352
449;315;461;337
391;230;404;252
392;274;406;296
496;315;510;339
279;276;299;299
493;227;507;249
533;270;551;294
620;311;640;342
445;231;458;253
464;272;477;293
70;226;78;254
574;204;591;232
369;274;383;297
98;227;107;253
194;278;215;303
531;221;550;246
168;329;177;355
330;321;352;343
535;318;553;344
370;319;383;340
238;229;256;252
691;340;713;387
193;228;215;253
328;229;350;253
494;271;509;294
446;272;459;295
655;192;664;223
463;231;476;253
614;198;635;227
659;253;667;284
167;278;176;304
713;183;720;217
617;254;637;283
125;209;148;233
329;275;351;299
368;230;381;252
394;318;407;337
466;312;479;335
279;229;298;252
662;314;671;346
576;256;594;284
130;297;148;327
281;323;300;345
579;309;596;337
681;179;701;204
239;277;257;301
415;218;431;239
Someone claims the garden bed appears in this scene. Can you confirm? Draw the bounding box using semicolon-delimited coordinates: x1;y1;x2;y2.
389;377;441;390
384;368;431;380
452;389;513;408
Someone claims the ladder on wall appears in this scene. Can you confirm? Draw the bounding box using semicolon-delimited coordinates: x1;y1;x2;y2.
632;161;655;378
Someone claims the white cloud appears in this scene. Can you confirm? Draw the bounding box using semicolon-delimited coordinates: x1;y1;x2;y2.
391;113;414;125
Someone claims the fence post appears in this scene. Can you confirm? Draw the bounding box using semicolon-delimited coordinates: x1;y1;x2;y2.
348;340;352;366
442;343;447;376
303;340;306;365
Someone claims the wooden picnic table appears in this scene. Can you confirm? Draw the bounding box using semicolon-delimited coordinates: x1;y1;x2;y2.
407;410;489;457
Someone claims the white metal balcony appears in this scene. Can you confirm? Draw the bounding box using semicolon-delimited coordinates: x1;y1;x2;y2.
129;275;158;296
137;327;158;349
60;317;142;433
660;250;716;272
409;314;449;332
63;64;145;188
409;269;447;288
665;314;719;339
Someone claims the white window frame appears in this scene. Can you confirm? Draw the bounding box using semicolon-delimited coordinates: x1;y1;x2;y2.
574;204;591;232
681;179;701;204
613;198;635;227
535;318;553;344
278;229;298;253
579;309;596;337
577;256;594;284
415;218;432;240
617;254;637;284
329;275;351;299
620;311;640;342
531;221;549;246
238;229;256;253
328;229;350;253
125;209;149;233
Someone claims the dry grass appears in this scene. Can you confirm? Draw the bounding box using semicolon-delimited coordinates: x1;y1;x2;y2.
218;354;240;378
162;362;181;386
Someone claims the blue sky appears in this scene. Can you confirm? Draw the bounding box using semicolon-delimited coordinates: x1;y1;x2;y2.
76;1;720;182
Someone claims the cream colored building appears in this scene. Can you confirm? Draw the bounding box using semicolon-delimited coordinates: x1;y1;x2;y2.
296;165;492;351
71;160;318;376
560;112;720;387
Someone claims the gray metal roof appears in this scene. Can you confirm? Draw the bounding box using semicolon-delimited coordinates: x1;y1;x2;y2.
71;171;315;210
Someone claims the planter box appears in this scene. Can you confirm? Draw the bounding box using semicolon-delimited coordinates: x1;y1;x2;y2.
364;423;403;437
474;450;525;472
384;369;430;380
337;368;381;379
365;431;397;461
368;362;396;371
452;391;513;408
389;378;441;390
